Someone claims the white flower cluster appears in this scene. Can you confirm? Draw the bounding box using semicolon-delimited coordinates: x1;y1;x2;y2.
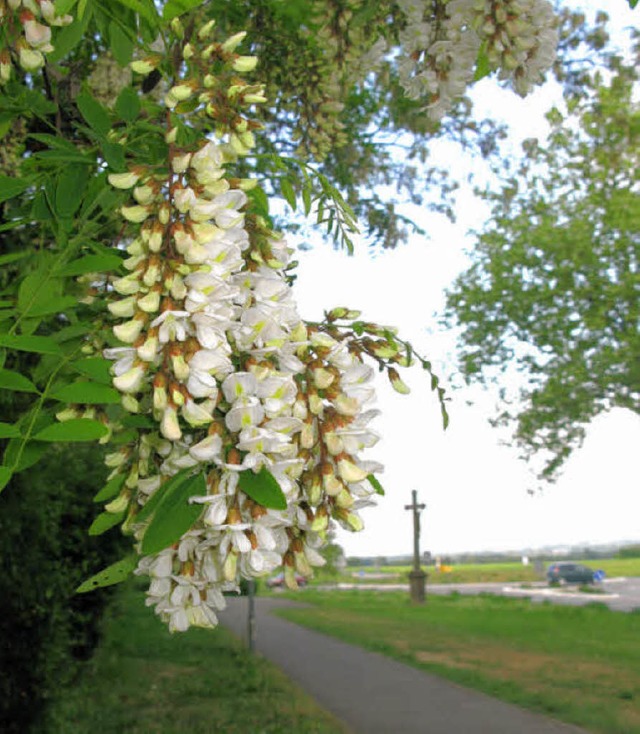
0;0;72;82
87;53;133;108
101;24;382;632
397;0;558;120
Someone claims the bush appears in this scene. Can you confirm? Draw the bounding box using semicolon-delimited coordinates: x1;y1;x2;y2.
0;444;127;733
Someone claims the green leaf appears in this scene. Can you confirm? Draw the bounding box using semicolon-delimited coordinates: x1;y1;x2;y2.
47;5;92;63
17;270;61;317
50;381;121;404
94;473;127;502
238;467;287;510
0;467;12;495
89;509;125;536
31;190;53;221
53;322;93;343
35;149;94;163
280;179;296;211
162;0;203;20
73;357;113;385
367;474;385;496
76;555;137;593
115;87;141;123
76;92;111;138
112;0;160;26
109;21;134;66
121;414;155;428
140;473;205;554
55;0;78;14
474;44;491;82
135;468;193;524
0;251;30;267
0;369;39;393
55;164;90;219
29;296;78;317
101;141;125;171
302;186;312;216
56;254;122;277
33;419;109;442
0;423;21;438
628;0;638;8
0;175;30;204
0;334;63;355
3;440;48;472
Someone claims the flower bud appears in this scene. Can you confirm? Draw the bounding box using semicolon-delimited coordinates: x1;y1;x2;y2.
130;57;160;74
388;368;410;395
170;351;190;381
122;394;140;413
232;56;258;73
121;205;150;223
197;19;216;40
137;289;161;313
337;457;369;483
160;405;181;441
113;364;146;393
221;31;247;53
19;47;44;72
133;184;155;205
113;317;145;344
104;490;129;514
137;334;159;362
109;171;140;189
108;296;136;318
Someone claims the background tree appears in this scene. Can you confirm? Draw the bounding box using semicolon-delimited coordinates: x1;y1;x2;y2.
444;31;640;480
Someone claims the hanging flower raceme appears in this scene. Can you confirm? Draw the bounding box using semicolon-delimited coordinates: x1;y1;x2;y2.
99;19;389;632
0;0;73;82
397;0;558;121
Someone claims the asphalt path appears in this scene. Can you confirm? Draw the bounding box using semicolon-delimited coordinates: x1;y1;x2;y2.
219;596;587;734
320;577;640;612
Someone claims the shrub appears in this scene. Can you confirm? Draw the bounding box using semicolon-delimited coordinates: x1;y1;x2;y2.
0;444;126;733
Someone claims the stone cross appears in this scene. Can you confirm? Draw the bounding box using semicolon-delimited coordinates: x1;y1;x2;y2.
404;489;427;603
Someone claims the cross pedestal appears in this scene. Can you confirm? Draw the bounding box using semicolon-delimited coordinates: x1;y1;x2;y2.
409;569;427;603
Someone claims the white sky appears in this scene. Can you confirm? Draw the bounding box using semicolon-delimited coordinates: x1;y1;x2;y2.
289;0;640;558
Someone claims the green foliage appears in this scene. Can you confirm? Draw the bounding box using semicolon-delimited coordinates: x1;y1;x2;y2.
445;41;640;480
76;556;138;591
140;472;206;554
238;467;288;510
0;445;126;734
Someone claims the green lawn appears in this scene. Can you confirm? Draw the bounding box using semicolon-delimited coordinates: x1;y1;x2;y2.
42;583;348;734
330;557;640;586
277;590;640;734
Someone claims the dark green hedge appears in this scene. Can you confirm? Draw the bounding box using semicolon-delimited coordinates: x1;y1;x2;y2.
0;444;127;733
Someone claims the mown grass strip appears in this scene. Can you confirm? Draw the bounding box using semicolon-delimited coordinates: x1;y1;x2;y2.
328;558;640;586
44;582;349;734
276;590;640;734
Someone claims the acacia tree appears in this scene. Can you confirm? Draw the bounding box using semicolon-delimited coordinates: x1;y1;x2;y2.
0;0;605;633
445;29;640;481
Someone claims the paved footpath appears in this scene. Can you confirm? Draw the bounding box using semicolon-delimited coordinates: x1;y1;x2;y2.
219;597;587;734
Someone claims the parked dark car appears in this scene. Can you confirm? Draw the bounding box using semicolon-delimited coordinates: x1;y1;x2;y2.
266;572;308;588
546;562;595;585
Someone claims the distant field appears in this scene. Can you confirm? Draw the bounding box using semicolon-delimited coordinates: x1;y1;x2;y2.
278;590;640;734
44;583;347;734
327;557;640;586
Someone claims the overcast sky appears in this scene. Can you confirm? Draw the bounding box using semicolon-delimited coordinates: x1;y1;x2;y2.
290;0;640;558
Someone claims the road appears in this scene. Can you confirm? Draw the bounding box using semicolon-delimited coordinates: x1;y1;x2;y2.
317;577;640;612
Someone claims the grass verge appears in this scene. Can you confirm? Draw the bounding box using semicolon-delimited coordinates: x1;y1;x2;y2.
276;590;640;734
41;582;349;734
331;557;640;586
